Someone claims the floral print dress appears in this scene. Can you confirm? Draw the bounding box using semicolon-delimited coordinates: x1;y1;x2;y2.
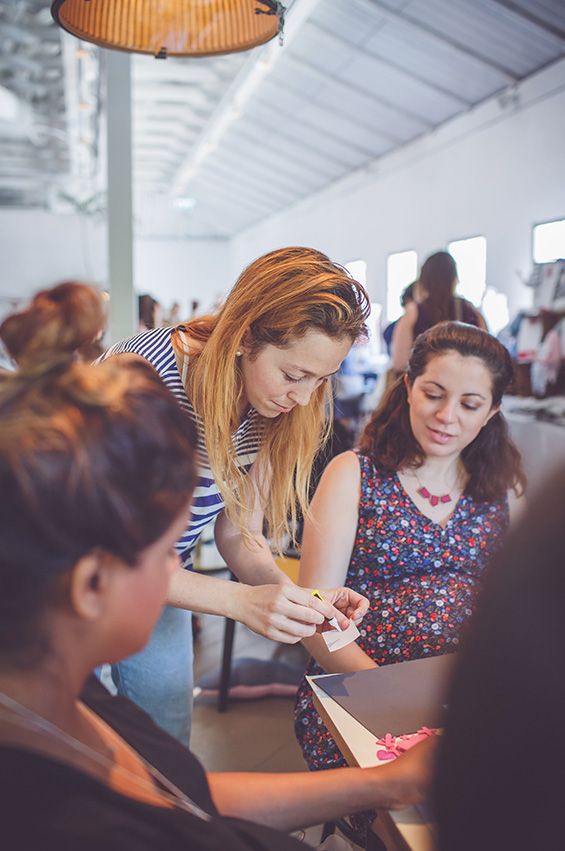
294;451;509;772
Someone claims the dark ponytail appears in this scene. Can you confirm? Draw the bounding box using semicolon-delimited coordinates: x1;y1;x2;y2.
418;252;458;326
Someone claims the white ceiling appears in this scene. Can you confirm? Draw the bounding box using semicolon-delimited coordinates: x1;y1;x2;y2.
2;0;565;237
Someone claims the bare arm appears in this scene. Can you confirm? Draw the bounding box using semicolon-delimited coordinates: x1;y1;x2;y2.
208;738;435;831
104;352;146;366
391;301;418;373
300;451;376;673
213;461;289;588
508;486;527;528
212;459;367;642
475;307;488;331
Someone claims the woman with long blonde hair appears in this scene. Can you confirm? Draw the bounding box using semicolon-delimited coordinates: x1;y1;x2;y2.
102;246;371;743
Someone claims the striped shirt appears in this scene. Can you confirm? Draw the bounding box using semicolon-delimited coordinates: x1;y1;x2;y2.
103;327;262;568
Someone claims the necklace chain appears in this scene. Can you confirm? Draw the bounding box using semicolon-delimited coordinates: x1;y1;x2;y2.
412;468;460;506
0;690;210;822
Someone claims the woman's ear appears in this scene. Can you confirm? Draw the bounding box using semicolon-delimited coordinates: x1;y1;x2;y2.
70;551;119;622
483;405;500;427
239;330;253;356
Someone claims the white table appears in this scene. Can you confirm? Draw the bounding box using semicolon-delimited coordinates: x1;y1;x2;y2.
307;675;435;851
505;411;565;494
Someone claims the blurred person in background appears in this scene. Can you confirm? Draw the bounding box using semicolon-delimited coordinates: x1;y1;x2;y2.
383;280;416;356
392;251;486;373
138;294;163;332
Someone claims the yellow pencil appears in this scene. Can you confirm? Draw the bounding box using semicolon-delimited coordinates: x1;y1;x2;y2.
310;589;341;630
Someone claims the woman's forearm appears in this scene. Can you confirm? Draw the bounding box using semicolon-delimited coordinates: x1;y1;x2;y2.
166;568;245;616
208;749;432;831
208;767;378;830
215;526;293;587
302;632;378;674
166;567;324;643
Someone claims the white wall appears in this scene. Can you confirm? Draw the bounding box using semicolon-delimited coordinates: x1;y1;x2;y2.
135;237;229;316
0;210;106;303
230;58;565;320
0;210;230;319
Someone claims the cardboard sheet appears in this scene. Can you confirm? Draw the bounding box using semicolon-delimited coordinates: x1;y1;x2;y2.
313;654;456;737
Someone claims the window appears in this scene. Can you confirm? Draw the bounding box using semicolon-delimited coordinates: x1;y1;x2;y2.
533;219;565;263
386;250;417;322
345;260;383;355
365;301;384;356
448;236;486;307
481;287;509;336
345;259;367;287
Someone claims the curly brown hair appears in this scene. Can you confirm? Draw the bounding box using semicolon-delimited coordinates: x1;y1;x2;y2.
360;322;525;502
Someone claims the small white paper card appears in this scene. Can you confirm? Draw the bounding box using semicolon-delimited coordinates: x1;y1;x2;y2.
321;620;360;652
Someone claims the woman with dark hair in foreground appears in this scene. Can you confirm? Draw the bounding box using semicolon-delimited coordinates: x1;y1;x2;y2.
435;467;565;851
0;283;431;850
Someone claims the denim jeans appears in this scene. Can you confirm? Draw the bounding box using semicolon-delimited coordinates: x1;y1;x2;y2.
110;605;194;746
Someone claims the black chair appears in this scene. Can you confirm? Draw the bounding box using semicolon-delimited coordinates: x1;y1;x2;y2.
216;557;301;712
217;601;237;712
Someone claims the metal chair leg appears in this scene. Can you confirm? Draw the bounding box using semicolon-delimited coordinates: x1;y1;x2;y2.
217;615;236;712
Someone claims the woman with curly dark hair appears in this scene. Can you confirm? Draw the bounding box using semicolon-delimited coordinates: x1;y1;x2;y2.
294;321;525;842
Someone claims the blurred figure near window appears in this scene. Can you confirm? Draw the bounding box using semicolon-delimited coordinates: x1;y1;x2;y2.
165;301;182;326
334;340;380;442
383;280;417;355
138;294;163;332
392;251;487;373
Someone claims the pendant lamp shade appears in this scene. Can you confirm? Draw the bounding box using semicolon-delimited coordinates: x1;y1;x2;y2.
51;0;284;58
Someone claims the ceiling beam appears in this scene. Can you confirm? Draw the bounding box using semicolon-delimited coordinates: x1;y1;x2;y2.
223;120;336;184
170;0;324;197
176;139;299;204
287;52;433;128
487;0;565;41
193;158;296;208
354;0;520;81
236;110;354;171
201;133;321;199
258;76;404;144
251;95;378;159
309;19;472;106
190;171;278;215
